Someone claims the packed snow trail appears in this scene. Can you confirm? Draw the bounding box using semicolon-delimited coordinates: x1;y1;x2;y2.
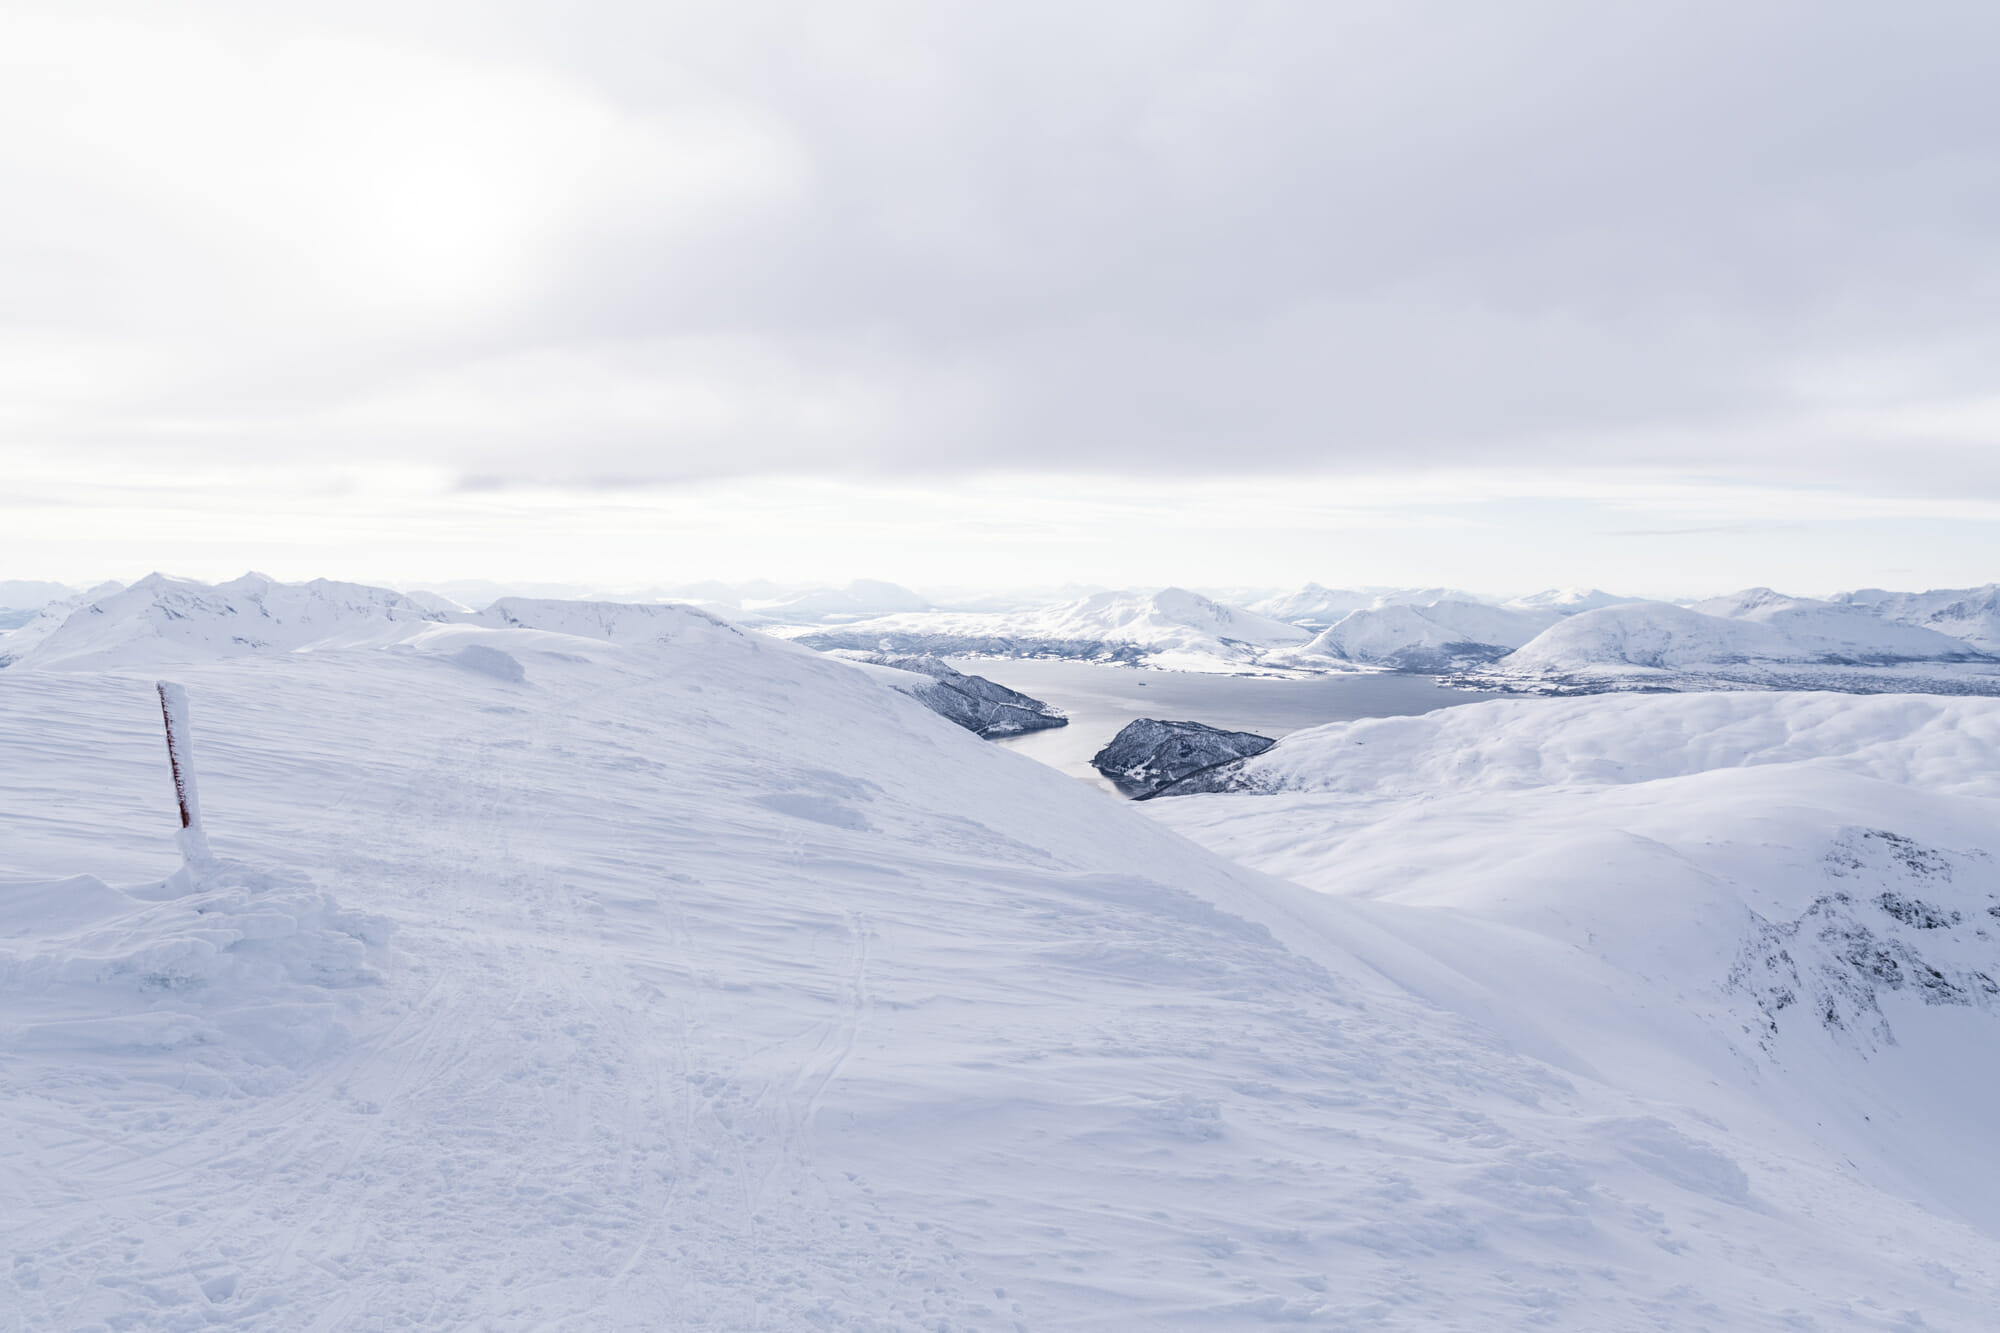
1;610;1997;1328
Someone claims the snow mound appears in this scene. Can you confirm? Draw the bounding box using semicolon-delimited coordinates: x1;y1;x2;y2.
6;573;442;671
0;866;392;1092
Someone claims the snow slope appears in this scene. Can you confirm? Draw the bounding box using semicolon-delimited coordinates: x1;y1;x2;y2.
1150;691;2000;1248
793;586;1315;673
5;587;2000;1326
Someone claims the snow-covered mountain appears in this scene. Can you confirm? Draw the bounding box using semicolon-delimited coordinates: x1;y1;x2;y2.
0;579;73;611
1150;692;2000;1249
8;584;2000;1325
740;579;932;625
1690;587;1983;662
1488;594;2000;692
1247;583;1375;630
793;586;1314;672
1;573;443;671
1839;583;2000;653
1299;597;1557;670
1503;586;1630;615
1502;599;1801;674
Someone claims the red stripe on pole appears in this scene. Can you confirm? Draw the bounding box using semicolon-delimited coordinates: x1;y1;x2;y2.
158;682;192;829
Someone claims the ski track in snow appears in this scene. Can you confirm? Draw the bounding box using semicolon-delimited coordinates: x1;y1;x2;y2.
2;633;2000;1328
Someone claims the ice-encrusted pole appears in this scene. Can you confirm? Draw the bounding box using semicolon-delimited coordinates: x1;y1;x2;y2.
157;681;215;875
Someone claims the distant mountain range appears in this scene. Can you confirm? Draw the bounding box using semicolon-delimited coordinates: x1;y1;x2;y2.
9;575;2000;695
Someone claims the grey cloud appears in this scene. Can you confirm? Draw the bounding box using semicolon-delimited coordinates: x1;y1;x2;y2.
7;0;2000;494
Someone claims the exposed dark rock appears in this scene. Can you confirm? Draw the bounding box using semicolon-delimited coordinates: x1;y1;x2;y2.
1091;719;1275;799
863;654;1067;738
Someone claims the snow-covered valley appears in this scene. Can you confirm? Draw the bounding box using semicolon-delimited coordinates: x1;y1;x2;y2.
4;576;2000;1328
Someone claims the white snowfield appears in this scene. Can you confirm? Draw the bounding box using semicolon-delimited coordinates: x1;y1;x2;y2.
0;576;1998;1328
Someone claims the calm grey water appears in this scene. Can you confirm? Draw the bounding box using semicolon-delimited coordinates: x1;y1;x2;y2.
955;659;1505;796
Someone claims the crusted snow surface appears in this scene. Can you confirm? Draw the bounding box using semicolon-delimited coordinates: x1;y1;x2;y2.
6;605;2000;1326
1151;691;2000;1292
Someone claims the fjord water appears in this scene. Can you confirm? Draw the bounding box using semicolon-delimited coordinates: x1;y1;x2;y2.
957;658;1504;793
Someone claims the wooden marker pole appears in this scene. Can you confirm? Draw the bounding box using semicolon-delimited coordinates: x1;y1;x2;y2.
156;681;214;873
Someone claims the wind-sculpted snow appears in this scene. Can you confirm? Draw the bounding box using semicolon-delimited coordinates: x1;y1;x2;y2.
8;610;2000;1326
0;865;392;1091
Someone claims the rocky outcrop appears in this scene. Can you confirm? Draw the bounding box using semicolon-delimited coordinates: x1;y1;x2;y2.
1090;719;1275;799
862;655;1068;738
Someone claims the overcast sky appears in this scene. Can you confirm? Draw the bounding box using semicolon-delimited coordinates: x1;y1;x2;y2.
5;0;2000;594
